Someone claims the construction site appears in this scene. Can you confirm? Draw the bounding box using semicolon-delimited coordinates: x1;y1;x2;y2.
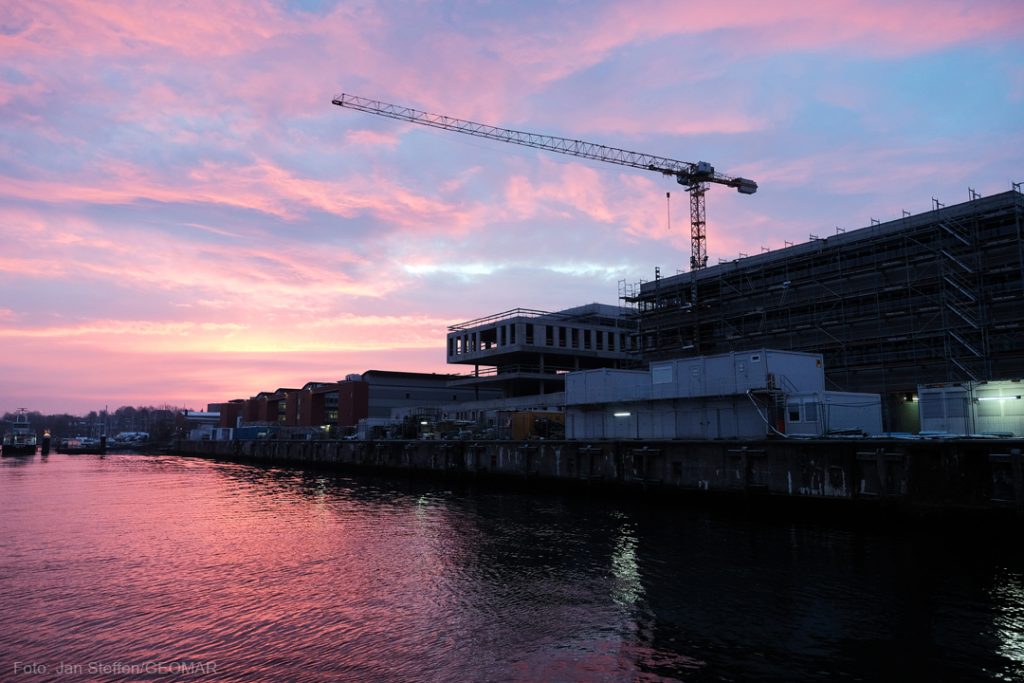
623;189;1024;431
176;97;1024;517
329;95;1023;429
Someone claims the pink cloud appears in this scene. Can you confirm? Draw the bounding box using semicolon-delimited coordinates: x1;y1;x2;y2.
0;207;387;317
578;110;765;137
344;129;402;148
3;1;292;60
501;160;635;224
514;0;1024;79
438;166;484;194
7;1;1019;141
0;314;443;356
0;156;490;235
0;75;50;110
466;1;1024;137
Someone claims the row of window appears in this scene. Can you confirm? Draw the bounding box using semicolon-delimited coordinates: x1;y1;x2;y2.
449;323;632;355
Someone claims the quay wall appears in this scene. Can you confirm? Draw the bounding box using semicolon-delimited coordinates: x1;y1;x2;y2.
174;438;1024;517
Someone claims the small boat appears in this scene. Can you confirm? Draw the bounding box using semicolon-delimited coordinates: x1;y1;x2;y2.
55;436;107;455
2;410;38;456
107;431;150;452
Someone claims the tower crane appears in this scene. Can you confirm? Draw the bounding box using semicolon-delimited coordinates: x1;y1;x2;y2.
331;93;757;270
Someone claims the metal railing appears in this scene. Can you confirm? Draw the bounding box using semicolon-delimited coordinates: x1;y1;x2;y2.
447;308;557;332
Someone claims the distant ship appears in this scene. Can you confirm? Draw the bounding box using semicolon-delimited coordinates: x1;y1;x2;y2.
2;410;38;456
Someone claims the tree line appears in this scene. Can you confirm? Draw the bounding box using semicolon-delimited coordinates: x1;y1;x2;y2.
2;405;192;441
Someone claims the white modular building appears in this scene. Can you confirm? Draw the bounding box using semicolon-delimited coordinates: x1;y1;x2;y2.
565;349;882;440
918;380;1024;437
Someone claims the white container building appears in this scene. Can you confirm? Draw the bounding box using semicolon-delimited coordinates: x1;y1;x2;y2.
565;349;882;440
917;380;1024;437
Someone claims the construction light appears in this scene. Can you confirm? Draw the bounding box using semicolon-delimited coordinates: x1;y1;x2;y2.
977;396;1022;402
613;412;632;418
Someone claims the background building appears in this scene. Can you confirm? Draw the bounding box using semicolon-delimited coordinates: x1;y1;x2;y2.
446;303;638;399
211;371;496;438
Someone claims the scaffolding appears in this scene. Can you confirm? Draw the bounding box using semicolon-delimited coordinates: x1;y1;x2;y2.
628;189;1024;418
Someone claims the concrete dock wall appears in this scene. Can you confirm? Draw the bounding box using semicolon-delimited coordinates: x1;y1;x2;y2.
176;438;1024;518
175;438;1024;517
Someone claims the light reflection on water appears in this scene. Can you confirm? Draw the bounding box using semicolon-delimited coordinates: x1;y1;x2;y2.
0;453;1022;682
991;574;1024;681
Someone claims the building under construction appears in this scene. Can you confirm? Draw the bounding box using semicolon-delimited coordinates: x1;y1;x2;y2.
626;188;1024;430
446;303;637;399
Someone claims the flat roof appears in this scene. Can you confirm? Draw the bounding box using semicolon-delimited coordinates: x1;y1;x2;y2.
448;302;632;332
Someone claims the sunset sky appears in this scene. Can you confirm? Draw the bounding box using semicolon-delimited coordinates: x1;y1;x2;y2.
2;0;1022;414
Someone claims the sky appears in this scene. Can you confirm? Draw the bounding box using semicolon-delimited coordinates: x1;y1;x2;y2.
1;0;1022;415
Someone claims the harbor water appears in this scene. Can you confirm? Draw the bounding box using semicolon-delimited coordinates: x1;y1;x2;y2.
2;453;1022;682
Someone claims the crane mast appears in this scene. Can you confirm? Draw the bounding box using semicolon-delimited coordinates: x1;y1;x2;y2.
332;93;757;270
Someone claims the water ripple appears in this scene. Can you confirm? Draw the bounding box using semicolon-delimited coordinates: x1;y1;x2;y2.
2;453;1022;682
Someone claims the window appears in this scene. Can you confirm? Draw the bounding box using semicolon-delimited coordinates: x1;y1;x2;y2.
945;397;966;418
652;364;673;384
921;395;944;419
788;404;801;422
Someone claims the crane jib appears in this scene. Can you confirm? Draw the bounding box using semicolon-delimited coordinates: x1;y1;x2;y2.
332;92;757;270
